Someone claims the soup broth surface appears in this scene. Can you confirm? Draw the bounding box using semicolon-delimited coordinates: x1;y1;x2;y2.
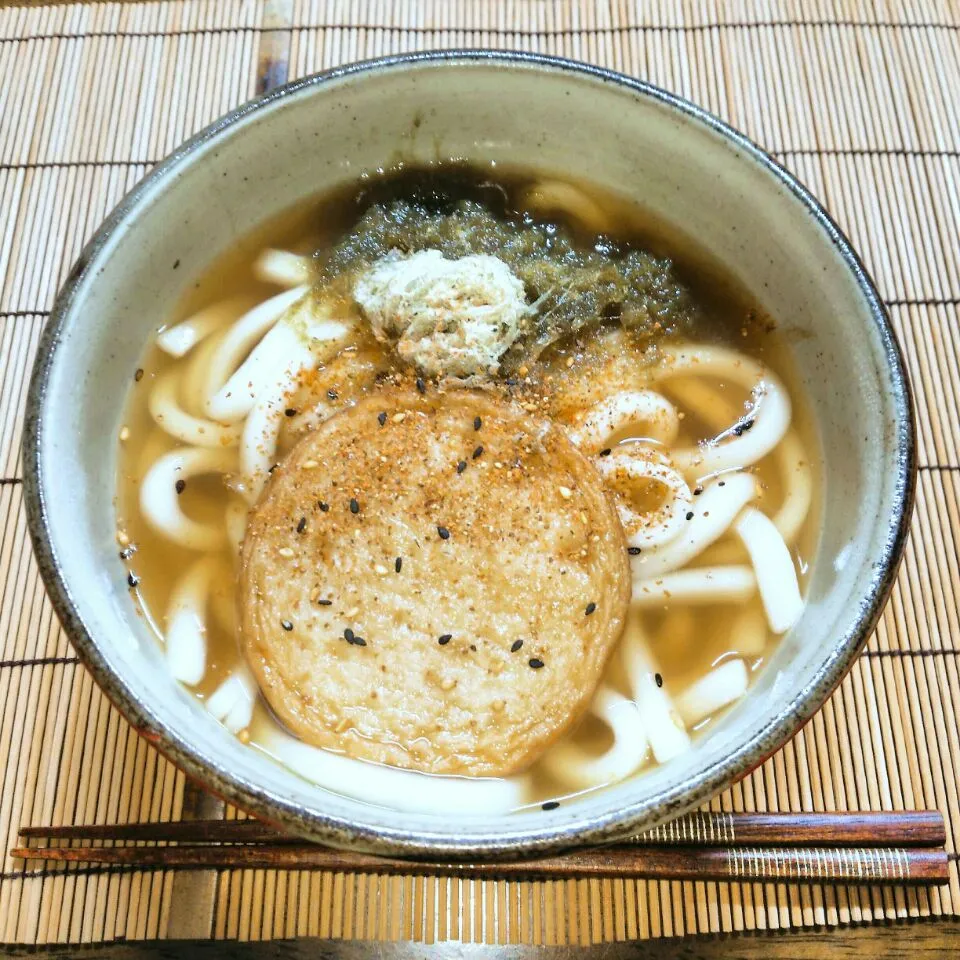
117;164;819;811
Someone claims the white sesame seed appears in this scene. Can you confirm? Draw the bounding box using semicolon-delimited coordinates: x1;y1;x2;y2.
559;486;573;499
119;426;130;442
277;547;294;558
392;412;406;423
303;459;318;468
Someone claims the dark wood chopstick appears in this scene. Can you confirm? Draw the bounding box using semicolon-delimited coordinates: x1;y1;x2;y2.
10;840;949;884
18;810;946;848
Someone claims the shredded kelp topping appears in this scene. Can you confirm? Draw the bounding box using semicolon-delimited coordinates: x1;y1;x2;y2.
313;177;700;367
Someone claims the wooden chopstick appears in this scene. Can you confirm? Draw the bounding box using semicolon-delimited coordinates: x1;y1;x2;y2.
10;840;949;884
18;810;947;848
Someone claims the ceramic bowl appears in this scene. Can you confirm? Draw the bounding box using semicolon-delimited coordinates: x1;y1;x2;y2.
24;52;915;857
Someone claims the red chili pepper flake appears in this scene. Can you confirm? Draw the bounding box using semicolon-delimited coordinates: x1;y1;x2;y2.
528;658;545;669
437;526;450;540
511;639;524;653
175;479;186;495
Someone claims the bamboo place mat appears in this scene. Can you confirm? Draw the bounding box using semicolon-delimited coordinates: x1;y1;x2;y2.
1;0;960;948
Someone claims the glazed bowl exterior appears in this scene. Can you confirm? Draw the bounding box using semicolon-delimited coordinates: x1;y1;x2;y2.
24;52;915;857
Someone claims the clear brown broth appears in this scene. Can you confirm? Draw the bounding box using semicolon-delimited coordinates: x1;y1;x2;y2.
116;164;820;804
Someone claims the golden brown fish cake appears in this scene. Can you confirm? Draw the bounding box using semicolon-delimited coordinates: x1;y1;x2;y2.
240;386;631;777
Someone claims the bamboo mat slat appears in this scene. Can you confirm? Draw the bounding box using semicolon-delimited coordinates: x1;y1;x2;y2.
1;0;960;945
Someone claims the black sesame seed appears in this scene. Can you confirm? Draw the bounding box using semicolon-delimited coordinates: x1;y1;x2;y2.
685;511;694;521
599;448;612;457
284;408;297;417
655;672;663;688
416;377;426;394
281;620;293;632
470;644;477;652
317;599;332;606
585;602;597;616
268;464;278;473
127;572;140;588
542;801;560;811
350;498;360;514
344;628;354;642
351;635;367;646
456;460;467;474
377;411;387;426
175;479;186;495
438;634;452;645
395;557;402;573
511;639;524;653
474;416;482;431
627;547;642;556
529;658;545;669
327;389;338;401
472;445;484;459
693;487;704;496
718;481;726;487
437;526;450;540
505;377;518;386
319;501;329;512
119;547;135;560
297;516;307;533
134;368;144;382
733;418;755;437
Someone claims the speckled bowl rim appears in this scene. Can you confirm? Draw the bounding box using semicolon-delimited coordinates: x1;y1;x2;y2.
23;50;916;858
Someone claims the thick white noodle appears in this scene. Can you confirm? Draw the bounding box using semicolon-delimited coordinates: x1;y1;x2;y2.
520;180;610;234
597;450;692;550
200;285;308;416
255;722;529;815
570;390;679;453
207;665;257;733
254;249;311;288
239;339;318;502
207;321;309;423
771;431;813;545
656;345;791;479
632;472;756;576
538;687;649;791
621;614;690;763
140;447;236;550
675;659;749;728
735;507;804;634
148;367;240;447
225;498;249;558
155;295;250;358
164;555;218;685
729;605;768;657
632;565;756;607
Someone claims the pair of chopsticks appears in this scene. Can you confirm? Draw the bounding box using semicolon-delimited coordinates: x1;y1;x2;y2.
12;811;949;884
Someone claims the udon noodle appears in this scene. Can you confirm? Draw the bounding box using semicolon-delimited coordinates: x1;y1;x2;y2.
117;167;817;813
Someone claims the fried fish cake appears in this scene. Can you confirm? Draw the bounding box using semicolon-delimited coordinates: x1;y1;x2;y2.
240;386;630;776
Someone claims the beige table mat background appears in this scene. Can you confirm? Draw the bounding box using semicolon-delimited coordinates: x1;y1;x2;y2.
1;0;960;946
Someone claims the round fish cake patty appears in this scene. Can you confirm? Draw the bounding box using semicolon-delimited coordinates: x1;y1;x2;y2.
240;386;630;777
